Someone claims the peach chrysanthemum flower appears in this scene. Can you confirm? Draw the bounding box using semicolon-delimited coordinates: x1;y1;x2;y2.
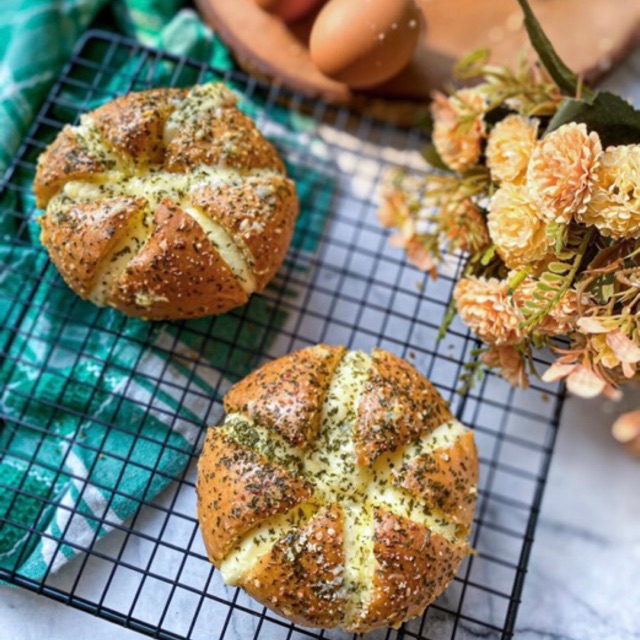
481;345;529;388
527;123;602;223
454;276;524;346
578;145;640;238
377;185;410;229
486;115;539;184
387;217;438;277
513;280;580;337
440;198;490;253
431;89;486;172
487;184;551;269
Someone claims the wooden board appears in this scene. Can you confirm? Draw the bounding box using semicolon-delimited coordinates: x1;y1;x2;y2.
195;0;640;125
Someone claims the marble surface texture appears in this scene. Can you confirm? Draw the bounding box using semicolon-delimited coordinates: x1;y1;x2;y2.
2;44;640;640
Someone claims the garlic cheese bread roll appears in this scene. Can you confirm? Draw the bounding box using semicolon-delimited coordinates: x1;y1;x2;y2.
33;84;298;320
197;345;478;632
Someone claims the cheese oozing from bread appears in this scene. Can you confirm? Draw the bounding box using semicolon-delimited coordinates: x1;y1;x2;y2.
44;84;289;309
219;502;317;585
209;349;473;626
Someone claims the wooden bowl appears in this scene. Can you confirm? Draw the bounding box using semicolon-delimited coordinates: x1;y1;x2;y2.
195;0;640;125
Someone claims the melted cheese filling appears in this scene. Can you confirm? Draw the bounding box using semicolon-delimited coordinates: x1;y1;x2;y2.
57;152;283;301
88;211;151;306
306;350;372;503
181;204;256;294
219;502;317;585
307;351;374;621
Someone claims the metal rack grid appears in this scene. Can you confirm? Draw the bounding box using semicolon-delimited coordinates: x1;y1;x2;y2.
0;30;564;640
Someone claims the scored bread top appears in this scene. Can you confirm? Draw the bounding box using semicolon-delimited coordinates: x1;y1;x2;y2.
197;345;478;632
33;83;298;320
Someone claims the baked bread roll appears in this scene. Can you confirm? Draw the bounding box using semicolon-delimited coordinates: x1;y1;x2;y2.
33;83;298;320
197;344;478;631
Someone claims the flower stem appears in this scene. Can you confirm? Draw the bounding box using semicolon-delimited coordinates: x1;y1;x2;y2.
520;227;595;330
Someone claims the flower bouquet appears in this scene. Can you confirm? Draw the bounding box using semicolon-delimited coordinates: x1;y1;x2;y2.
378;0;640;451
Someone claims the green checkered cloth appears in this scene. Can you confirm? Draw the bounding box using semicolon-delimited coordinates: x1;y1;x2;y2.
0;1;331;579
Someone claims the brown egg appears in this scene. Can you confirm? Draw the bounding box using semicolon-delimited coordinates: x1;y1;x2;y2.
309;0;423;89
253;0;325;23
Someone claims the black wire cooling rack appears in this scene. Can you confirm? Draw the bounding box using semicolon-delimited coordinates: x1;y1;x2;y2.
0;30;565;640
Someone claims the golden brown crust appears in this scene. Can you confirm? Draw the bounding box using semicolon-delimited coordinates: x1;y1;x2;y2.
34;83;298;320
39;196;147;298
191;175;298;290
224;344;346;447
33;127;107;208
165;106;284;174
197;345;476;632
356;509;466;632
108;199;248;320
241;504;345;627
355;349;454;466
196;428;313;564
392;431;478;531
90;88;183;164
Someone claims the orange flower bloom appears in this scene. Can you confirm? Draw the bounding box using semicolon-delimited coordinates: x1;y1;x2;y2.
527;123;602;224
431;89;486;172
440;198;490;253
488;184;551;269
578;145;640;238
481;346;530;388
542;360;621;400
378;184;410;228
486;115;539;185
454;276;524;346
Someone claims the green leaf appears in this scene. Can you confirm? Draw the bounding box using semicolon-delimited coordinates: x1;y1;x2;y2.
453;48;491;80
438;297;458;341
541;272;562;284
480;245;497;266
422;143;451;172
586;271;616;304
546;92;640;146
548;261;571;275
516;0;587;98
507;268;530;293
535;284;555;294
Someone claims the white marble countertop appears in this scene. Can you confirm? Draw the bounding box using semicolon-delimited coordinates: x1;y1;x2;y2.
2;44;640;640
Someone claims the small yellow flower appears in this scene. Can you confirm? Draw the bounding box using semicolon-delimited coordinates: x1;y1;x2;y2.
431;89;485;172
578;145;640;238
486;115;539;185
527;123;602;223
589;329;640;378
454;276;524;346
487;184;551;269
